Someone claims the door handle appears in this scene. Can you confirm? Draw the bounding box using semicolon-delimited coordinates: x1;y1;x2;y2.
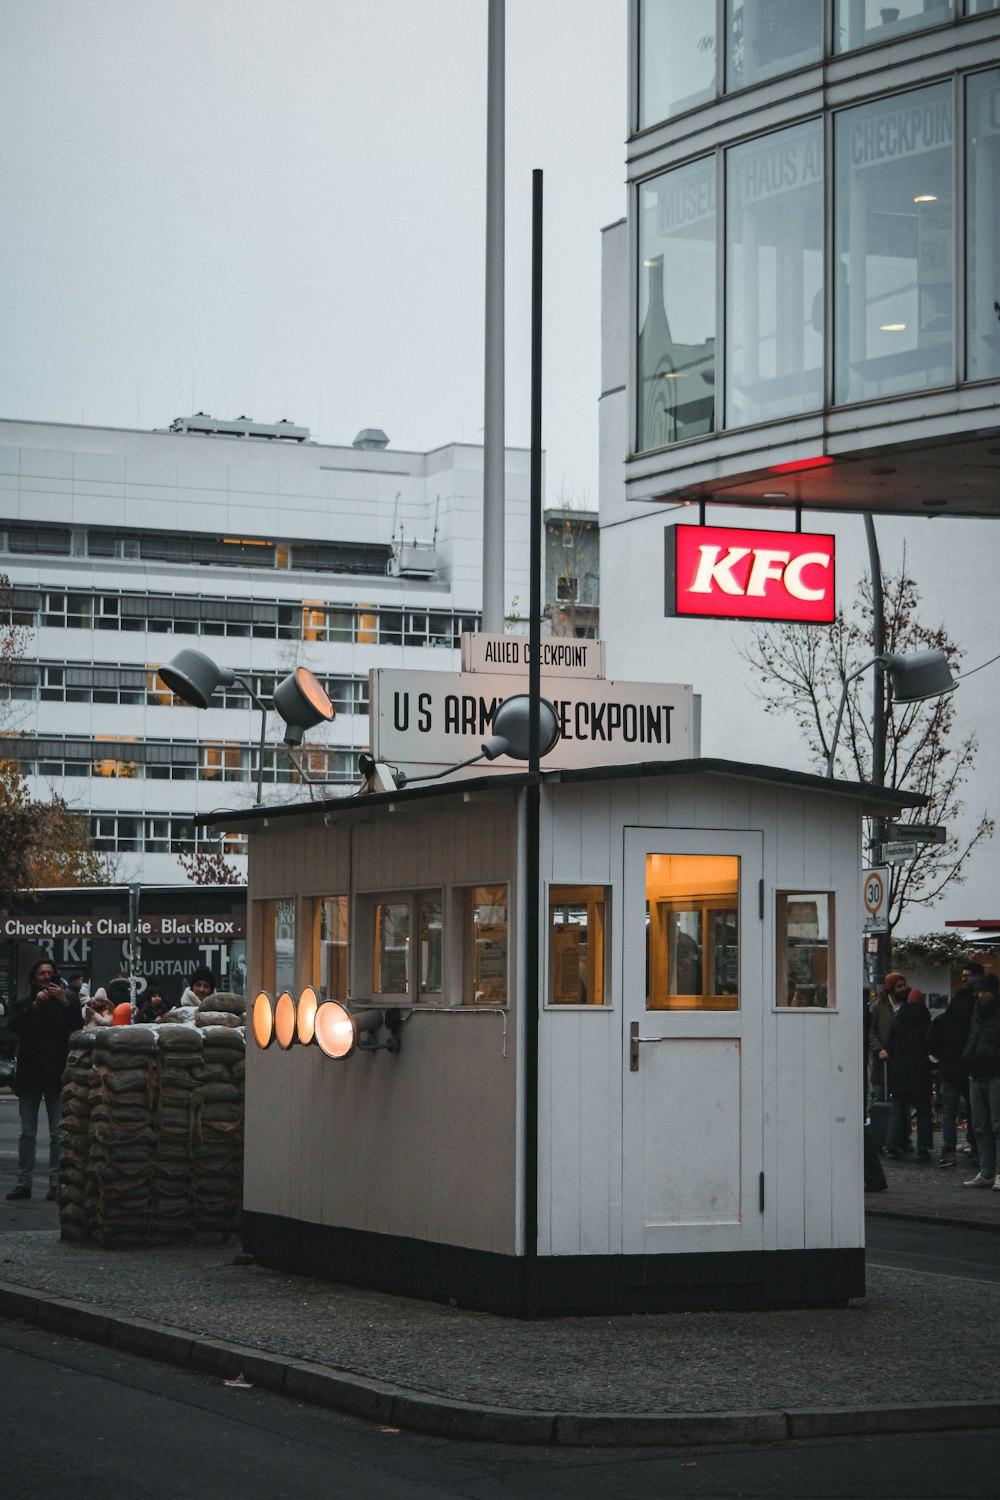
630;1021;673;1072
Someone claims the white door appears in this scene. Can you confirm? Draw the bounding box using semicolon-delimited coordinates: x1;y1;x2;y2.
622;827;764;1257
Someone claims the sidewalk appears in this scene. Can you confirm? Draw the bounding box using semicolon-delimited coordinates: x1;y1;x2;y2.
0;1167;997;1447
1;1093;998;1448
865;1142;1000;1230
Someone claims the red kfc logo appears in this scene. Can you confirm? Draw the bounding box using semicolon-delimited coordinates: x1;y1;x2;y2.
665;524;835;623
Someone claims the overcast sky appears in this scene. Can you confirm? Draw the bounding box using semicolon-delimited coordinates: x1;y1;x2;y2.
0;0;626;505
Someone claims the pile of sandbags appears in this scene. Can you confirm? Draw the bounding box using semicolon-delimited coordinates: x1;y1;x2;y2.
58;994;245;1247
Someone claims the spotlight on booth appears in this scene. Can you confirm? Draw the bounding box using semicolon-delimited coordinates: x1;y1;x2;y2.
314;1001;402;1060
480;693;561;761
296;985;320;1045
156;650;335;804
274;990;297;1050
884;649;957;704
273;668;335;746
251;990;275;1049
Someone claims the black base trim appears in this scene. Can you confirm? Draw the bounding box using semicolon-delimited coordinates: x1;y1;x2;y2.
242;1212;864;1317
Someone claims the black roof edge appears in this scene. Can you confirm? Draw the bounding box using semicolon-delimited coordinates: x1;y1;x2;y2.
201;757;924;833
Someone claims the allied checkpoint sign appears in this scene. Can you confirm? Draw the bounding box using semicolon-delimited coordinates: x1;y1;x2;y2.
370;643;695;773
666;523;835;623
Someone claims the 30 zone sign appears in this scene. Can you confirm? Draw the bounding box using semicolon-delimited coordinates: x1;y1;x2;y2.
665;524;835;623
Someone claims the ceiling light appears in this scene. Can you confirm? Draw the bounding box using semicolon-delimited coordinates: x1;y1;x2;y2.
880;323;906;332
913;194;937;203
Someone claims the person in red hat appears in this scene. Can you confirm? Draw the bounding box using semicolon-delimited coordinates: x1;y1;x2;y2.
869;970;909;1105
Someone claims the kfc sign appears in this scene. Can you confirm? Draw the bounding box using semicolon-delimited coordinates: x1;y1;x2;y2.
665;524;835;623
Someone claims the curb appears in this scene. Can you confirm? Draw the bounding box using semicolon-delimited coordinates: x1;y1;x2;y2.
866;1207;1000;1235
2;1280;1000;1447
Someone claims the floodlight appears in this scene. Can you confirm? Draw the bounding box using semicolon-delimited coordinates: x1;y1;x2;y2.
314;1002;394;1059
274;990;297;1050
296;985;320;1045
481;694;560;760
884;650;956;704
273;667;334;746
251;990;275;1049
158;649;235;709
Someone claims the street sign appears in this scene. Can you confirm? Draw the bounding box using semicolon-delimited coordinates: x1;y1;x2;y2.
884;823;947;844
881;841;918;864
863;868;889;934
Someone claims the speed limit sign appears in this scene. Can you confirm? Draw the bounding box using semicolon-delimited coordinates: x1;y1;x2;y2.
863;867;889;934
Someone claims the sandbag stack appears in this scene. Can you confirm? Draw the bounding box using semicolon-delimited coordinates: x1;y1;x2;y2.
58;992;246;1247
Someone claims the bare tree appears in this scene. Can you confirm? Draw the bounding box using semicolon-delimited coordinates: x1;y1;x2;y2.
737;557;993;936
177;849;244;886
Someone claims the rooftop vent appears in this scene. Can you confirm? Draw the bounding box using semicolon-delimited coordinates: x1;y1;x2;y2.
352;428;390;451
169;413;311;442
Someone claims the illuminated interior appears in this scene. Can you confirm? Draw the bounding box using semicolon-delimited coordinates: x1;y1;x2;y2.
548;885;607;1005
646;854;740;1011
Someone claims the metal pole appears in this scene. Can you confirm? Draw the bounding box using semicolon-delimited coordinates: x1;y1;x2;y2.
523;167;543;1318
482;0;505;634
863;511;889;981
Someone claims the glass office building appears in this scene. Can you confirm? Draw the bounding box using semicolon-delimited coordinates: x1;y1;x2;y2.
628;1;1000;516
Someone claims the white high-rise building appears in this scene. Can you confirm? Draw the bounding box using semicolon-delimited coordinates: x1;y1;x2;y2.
0;415;531;884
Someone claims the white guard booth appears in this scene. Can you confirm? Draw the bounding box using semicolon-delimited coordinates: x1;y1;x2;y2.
219;757;919;1316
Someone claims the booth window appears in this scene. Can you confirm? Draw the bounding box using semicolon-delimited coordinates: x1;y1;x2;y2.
548;885;608;1006
371;891;442;1000
777;891;834;1008
257;897;295;994
465;885;508;1005
646;855;739;1010
312;895;349;1000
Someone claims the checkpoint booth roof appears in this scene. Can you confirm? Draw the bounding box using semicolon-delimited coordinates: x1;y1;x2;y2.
209;754;921;1318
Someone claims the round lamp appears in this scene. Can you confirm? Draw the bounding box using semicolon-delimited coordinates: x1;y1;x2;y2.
273;667;335;746
481;694;561;761
274;990;297;1049
157;650;236;709
251;990;275;1049
296;985;320;1045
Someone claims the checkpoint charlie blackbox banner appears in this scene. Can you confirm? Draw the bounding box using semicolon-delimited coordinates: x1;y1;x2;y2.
369;667;695;771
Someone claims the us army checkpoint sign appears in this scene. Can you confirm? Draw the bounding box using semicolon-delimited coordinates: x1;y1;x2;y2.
369;669;695;772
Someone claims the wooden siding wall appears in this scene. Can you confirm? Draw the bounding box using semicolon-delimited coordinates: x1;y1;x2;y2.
243;798;521;1255
536;773;864;1258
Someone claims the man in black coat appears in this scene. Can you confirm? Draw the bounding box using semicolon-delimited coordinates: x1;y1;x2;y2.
963;973;1000;1190
5;959;83;1201
883;989;934;1159
928;986;976;1167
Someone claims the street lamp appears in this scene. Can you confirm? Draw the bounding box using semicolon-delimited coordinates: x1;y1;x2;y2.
157;649;334;804
826;648;956;779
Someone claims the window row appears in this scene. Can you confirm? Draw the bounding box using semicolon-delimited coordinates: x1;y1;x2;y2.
0;524;391;576
2;586;480;648
2;662;369;714
257;873;835;1011
637;70;1000;450
639;0;999;130
0;735;359;786
89;815;247;857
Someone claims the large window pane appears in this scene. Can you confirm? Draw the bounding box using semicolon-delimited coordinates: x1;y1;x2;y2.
548;885;608;1006
834;85;954;405
638;0;715;129
374;901;410;994
313;895;349;1000
835;0;954;54
466;885;508;1005
966;70;1000;382
726;120;824;426
777;892;834;1008
726;1;822;93
646;854;739;1011
637;159;716;451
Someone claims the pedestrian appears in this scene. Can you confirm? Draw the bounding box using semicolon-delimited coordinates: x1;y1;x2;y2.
82;988;114;1029
138;984;170;1024
180;965;216;1007
64;972;89;1002
869;970;909;1103
5;959;83;1201
928;985;976;1167
883;988;934;1160
962;973;1000;1190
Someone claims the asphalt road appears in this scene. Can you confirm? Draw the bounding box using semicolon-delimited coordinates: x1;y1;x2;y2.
0;1319;996;1500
